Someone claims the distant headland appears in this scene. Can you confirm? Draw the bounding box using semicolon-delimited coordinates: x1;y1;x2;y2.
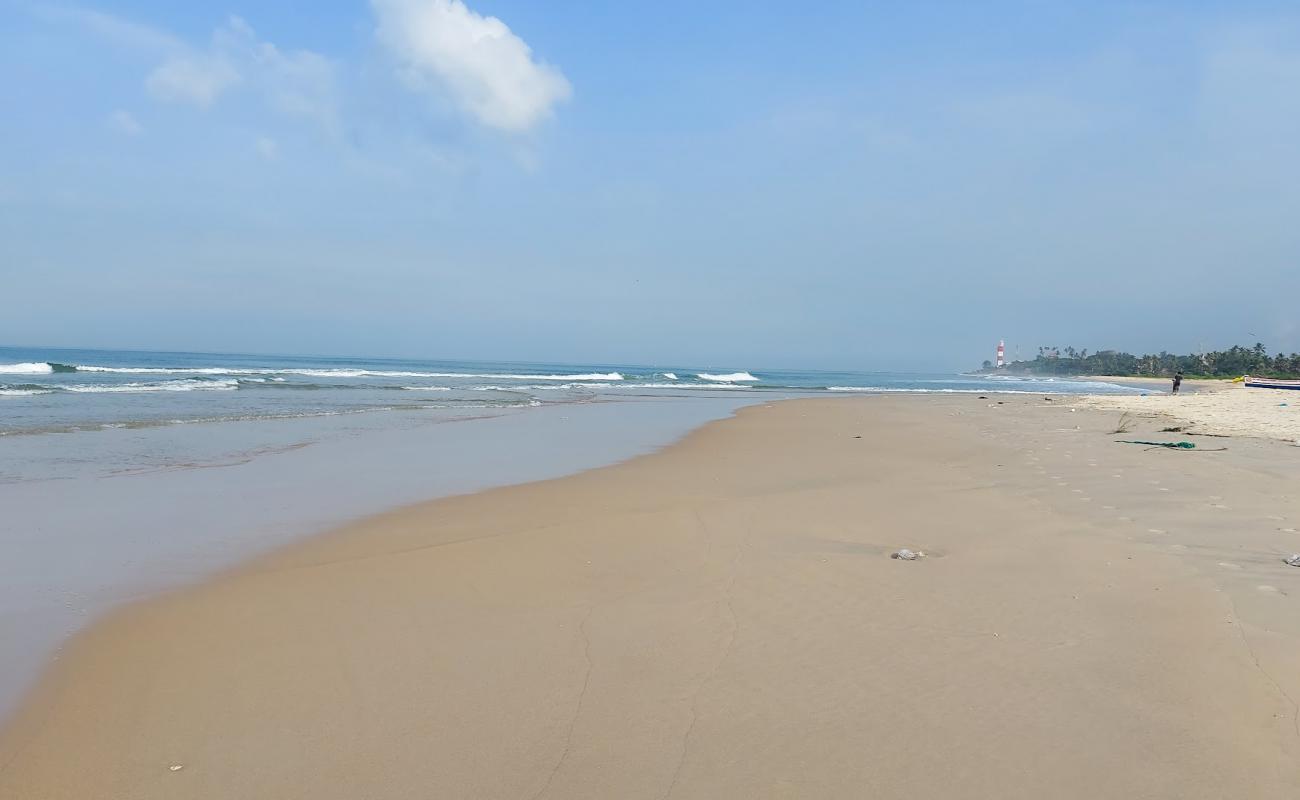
976;343;1300;379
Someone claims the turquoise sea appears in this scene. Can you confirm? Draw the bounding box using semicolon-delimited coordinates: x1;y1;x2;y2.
1;346;1143;437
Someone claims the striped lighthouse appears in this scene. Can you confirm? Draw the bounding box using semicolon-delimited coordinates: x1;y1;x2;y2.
996;340;1006;369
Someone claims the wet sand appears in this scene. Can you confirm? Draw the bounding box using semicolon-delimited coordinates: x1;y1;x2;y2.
3;396;1299;798
0;396;757;722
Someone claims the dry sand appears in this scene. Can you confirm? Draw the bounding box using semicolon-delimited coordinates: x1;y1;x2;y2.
1080;383;1300;442
3;396;1300;799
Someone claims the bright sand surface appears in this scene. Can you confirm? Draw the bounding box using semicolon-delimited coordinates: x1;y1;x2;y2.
1080;383;1300;442
3;396;1300;798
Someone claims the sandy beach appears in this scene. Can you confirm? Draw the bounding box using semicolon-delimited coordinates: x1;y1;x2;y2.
4;395;1300;798
1080;381;1300;442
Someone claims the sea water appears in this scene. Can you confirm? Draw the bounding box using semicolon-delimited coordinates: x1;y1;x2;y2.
0;346;1143;720
0;346;1140;439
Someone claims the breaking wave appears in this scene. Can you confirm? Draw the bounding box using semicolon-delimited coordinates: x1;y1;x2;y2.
696;372;758;382
829;386;1055;394
622;383;751;390
64;379;241;394
0;387;55;396
0;362;55;375
69;364;625;381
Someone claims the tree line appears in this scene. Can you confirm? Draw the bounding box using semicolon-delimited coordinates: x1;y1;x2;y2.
981;343;1300;378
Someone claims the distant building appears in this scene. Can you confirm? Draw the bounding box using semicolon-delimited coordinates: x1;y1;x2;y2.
996;340;1006;369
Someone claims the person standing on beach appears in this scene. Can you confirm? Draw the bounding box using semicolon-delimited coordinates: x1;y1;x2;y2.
1172;371;1183;394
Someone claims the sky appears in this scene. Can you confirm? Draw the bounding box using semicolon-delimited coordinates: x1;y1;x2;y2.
2;0;1299;371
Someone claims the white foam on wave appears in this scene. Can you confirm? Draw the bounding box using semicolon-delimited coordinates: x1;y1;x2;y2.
662;373;678;380
75;365;233;374
0;388;54;396
697;372;758;382
462;383;611;392
431;372;624;381
467;385;535;393
0;362;54;375
828;386;1055;394
978;375;1142;393
65;379;240;393
622;383;751;390
78;366;383;378
400;386;452;391
73;364;625;381
275;369;373;378
466;382;751;392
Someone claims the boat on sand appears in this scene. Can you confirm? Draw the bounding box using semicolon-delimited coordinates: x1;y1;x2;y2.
1243;376;1300;390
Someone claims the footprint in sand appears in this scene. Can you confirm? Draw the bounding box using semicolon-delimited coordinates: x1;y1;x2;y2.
1208;503;1229;509
1258;585;1280;593
1071;489;1084;493
1158;488;1171;492
1102;505;1116;510
1112;474;1123;479
1147;528;1166;534
1118;516;1133;522
1217;562;1242;570
1281;527;1298;533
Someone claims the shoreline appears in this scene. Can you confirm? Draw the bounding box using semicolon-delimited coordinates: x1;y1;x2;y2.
4;395;1300;797
1082;374;1235;393
0;376;1150;725
0;395;764;723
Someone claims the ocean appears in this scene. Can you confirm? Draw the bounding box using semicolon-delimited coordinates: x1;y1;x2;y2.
0;346;1145;721
1;346;1143;439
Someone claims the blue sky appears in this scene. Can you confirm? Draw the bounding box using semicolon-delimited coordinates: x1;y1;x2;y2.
3;1;1299;370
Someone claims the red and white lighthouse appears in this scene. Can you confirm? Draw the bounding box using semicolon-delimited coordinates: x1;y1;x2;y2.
996;340;1006;369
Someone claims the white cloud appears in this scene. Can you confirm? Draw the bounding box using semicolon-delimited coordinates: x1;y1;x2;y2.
372;0;571;132
216;17;339;133
146;56;241;108
35;5;184;53
107;109;143;136
256;136;279;159
37;4;559;170
45;9;334;122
